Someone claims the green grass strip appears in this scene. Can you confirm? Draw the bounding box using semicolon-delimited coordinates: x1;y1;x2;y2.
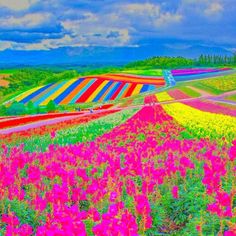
225;94;236;102
192;83;222;95
177;86;201;97
121;69;163;76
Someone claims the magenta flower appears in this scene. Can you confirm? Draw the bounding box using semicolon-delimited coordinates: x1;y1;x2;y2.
1;213;20;227
224;230;236;236
50;131;56;139
109;191;118;202
172;186;179;199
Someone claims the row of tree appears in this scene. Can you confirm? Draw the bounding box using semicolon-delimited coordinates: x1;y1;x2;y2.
125;56;194;69
125;54;236;69
197;54;236;66
0;100;57;116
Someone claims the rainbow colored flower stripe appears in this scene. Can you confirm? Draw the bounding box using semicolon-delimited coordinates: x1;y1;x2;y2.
15;73;165;105
171;68;232;80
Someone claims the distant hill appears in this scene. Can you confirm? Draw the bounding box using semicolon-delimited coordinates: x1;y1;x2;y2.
0;44;233;65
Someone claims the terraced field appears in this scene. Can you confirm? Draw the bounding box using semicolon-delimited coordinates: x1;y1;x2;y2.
7;73;164;106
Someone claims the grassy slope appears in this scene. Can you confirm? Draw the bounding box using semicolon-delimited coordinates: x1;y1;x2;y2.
225;94;236;101
0;69;19;74
121;69;163;76
185;73;236;94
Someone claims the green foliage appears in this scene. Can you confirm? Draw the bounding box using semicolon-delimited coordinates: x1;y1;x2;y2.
197;53;236;66
177;86;201;97
123;195;135;213
0;68;79;103
79;66;121;76
46;100;56;112
136;133;146;141
6;101;26;115
126;56;194;69
226;94;236;101
192;73;236;94
0;101;47;116
150;202;166;229
121;69;163;76
179;130;194;140
1;199;45;229
27;101;36;114
154;176;221;235
79;200;90;211
20;164;29;178
84;219;94;236
0;104;7;116
6;109;138;152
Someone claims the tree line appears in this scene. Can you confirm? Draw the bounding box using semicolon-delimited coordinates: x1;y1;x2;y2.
197;54;236;66
125;53;236;69
0;100;57;116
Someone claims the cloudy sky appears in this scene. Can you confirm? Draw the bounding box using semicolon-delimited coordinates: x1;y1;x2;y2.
0;0;235;63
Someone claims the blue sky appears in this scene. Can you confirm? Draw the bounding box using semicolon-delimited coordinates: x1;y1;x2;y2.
0;0;235;63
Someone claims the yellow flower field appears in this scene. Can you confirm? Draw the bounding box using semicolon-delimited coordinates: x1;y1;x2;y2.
197;73;236;92
155;92;174;102
162;102;236;142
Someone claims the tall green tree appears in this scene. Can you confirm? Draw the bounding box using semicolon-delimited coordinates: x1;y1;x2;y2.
7;101;26;115
0;105;7;116
27;101;36;114
46;100;56;113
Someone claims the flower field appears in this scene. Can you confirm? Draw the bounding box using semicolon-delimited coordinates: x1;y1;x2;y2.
0;109;121;144
155;92;174;102
8;73;165;106
180;73;236;95
1;67;236;235
193;73;236;94
0;112;87;129
162;102;236;143
0;108;137;152
168;89;190;100
0;91;236;235
182;100;236;117
171;68;233;81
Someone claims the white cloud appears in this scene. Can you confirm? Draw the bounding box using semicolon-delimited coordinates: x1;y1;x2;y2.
0;13;53;29
204;2;223;16
13;35;87;50
0;2;184;50
0;0;38;11
13;27;130;50
155;12;183;27
180;0;224;17
125;3;160;15
0;41;13;50
119;3;183;27
61;13;130;47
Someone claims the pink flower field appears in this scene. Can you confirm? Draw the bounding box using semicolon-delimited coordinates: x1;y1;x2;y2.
0;94;235;235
